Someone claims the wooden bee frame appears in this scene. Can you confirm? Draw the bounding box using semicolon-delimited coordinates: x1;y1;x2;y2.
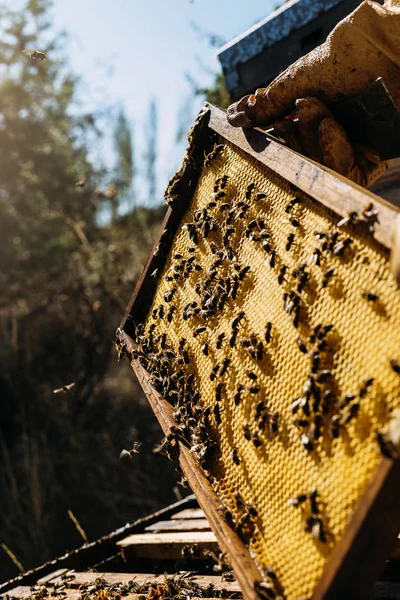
118;103;400;600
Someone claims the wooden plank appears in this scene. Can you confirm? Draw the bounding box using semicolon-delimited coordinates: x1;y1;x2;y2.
119;331;264;600
36;569;69;586
207;103;400;252
0;495;197;596
312;458;400;600
49;572;241;594
171;508;206;520
145;518;210;532
2;588;82;600
116;531;218;560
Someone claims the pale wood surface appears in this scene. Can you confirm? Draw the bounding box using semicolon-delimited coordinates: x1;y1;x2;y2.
207;103;400;252
145;518;210;532
171;508;206;520
117;530;217;547
116;530;218;559
49;571;241;593
36;569;69;586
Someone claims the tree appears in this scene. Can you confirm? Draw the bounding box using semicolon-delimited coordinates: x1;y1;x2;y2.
143;98;158;206
0;0;177;582
113;107;135;215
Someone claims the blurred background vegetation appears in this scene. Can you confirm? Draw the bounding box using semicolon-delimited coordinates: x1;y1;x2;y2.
0;0;231;581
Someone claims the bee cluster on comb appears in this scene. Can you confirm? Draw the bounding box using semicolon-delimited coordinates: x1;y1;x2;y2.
125;119;400;600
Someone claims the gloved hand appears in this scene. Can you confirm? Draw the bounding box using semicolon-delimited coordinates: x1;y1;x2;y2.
227;0;400;187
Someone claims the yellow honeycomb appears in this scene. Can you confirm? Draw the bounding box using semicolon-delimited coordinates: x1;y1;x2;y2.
142;139;400;600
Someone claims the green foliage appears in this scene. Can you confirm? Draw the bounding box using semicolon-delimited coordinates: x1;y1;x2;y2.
202;72;231;109
0;0;178;582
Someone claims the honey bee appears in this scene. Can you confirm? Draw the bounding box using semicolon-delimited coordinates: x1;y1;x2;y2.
286;233;295;251
322;268;334;288
359;377;374;398
119;442;142;459
287;493;308;507
231;447;240;465
234;492;244;510
390;358;400;374
75;179;86;189
234;384;245;406
277;265;287;285
216;332;225;349
23;49;46;61
361;291;379;302
243;422;251;440
53;382;75;394
204;144;224;166
213;403;222;424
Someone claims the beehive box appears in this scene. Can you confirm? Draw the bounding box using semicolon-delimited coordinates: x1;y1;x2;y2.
119;104;400;600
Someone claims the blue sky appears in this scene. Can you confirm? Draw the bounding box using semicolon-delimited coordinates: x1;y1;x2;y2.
8;0;278;204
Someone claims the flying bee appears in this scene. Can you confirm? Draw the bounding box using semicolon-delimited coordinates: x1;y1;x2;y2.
119;442;142;459
53;382;75;394
231;447;240;465
23;49;46;61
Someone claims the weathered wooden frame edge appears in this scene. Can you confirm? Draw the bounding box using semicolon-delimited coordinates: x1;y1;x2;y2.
119;103;400;600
